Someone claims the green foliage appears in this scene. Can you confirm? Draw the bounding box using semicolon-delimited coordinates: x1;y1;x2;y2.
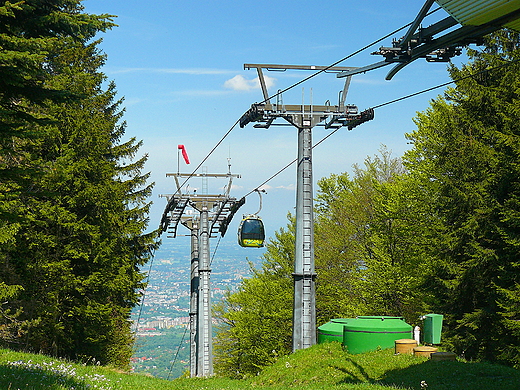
213;219;294;378
404;30;520;367
214;148;436;377
0;0;158;368
0;282;30;345
315;147;435;324
0;0;116;230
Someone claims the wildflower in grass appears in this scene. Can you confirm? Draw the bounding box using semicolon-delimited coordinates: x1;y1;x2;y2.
6;360;118;390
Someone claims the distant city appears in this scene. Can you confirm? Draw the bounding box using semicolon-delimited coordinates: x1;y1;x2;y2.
129;236;265;377
132;236;265;334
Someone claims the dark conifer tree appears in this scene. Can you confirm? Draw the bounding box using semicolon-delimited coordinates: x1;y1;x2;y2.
405;30;520;368
0;1;158;367
0;0;114;240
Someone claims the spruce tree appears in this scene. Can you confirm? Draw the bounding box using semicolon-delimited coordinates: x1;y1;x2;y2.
0;0;114;227
405;30;520;367
0;1;157;367
0;1;114;260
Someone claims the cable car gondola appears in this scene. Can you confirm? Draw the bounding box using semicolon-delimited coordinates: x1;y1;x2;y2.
237;188;265;248
238;215;265;248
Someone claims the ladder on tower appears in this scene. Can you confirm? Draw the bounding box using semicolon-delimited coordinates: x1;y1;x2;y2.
210;198;236;237
166;196;190;238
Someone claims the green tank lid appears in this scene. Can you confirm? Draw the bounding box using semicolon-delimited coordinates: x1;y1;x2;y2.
346;316;411;332
330;318;353;324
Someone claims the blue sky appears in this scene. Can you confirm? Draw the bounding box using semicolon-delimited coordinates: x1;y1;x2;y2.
83;0;468;247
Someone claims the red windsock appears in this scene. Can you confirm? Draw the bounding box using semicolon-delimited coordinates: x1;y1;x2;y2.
178;144;190;164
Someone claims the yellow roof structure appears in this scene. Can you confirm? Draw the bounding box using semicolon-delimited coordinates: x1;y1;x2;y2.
436;0;520;30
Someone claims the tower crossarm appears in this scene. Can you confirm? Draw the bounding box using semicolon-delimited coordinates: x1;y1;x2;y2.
337;0;520;80
240;102;374;130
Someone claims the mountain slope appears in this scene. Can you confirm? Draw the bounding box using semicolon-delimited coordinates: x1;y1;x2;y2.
1;342;519;389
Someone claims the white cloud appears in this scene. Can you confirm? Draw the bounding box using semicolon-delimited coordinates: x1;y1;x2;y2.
275;184;296;191
224;74;276;92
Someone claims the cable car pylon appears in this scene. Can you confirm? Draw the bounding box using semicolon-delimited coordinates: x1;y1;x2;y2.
160;167;241;377
239;63;374;352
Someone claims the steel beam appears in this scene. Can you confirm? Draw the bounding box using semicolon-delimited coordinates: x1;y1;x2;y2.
399;0;436;48
198;204;212;377
338;0;520;80
293;119;317;351
189;220;199;378
244;63;359;72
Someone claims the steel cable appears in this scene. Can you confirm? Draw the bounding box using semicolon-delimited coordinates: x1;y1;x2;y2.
241;57;520;199
161;8;444;207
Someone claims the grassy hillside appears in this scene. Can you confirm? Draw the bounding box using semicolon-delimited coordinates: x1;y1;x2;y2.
1;342;519;390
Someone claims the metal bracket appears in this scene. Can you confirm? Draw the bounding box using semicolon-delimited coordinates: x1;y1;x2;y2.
244;63;358;105
338;0;520;80
240;64;369;130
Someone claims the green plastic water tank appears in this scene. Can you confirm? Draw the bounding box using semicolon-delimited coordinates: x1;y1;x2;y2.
342;316;412;354
317;318;353;344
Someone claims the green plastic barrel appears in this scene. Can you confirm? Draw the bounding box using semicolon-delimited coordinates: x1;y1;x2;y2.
342;316;412;354
317;318;353;344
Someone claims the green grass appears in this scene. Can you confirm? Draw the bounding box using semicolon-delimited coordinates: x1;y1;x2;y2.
1;342;519;389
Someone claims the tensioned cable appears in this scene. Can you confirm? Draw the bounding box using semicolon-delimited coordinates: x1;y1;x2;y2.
163;8;443;203
242;57;520;198
209;235;222;266
243;127;342;198
133;247;157;332
372;57;520;109
167;325;189;380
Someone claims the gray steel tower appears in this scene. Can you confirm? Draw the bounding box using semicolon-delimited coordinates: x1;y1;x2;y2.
160;171;241;376
239;63;373;351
